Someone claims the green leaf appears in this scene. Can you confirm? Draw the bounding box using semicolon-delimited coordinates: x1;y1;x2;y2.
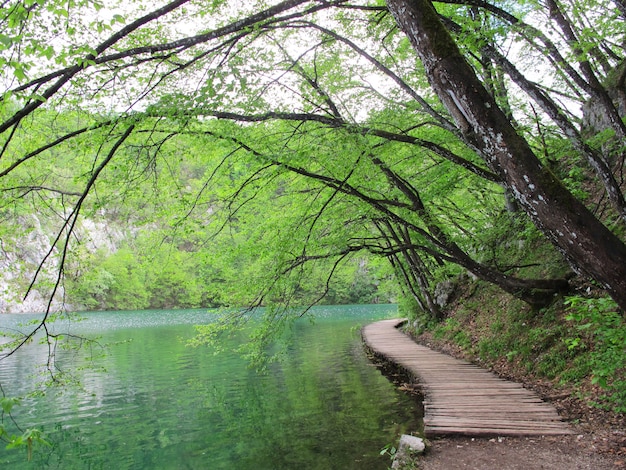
0;34;12;48
0;397;21;414
13;65;27;81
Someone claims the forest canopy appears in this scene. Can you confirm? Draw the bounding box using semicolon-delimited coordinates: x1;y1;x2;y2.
0;0;625;323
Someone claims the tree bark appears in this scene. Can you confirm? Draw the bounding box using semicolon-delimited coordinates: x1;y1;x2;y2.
385;0;626;311
480;42;626;222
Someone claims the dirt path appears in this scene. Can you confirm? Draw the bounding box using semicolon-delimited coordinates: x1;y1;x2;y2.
416;433;625;469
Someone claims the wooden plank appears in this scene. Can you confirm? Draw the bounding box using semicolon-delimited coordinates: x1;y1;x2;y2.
362;319;573;437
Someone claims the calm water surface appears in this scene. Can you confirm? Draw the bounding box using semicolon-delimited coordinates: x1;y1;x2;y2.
0;305;422;469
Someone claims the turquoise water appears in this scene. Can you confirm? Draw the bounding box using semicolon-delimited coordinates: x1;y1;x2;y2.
0;305;422;469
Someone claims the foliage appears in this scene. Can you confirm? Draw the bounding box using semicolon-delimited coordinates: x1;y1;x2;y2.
0;0;623;320
1;397;50;460
380;442;397;459
565;295;626;412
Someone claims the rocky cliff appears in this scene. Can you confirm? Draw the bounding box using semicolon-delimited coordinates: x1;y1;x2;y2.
0;213;123;314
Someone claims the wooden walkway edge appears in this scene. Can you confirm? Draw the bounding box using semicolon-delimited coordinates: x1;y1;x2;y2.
362;318;573;437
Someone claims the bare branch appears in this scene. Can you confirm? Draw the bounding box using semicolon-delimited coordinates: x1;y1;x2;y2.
2;124;135;360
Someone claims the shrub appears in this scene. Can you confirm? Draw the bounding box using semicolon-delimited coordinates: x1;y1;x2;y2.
565;295;626;412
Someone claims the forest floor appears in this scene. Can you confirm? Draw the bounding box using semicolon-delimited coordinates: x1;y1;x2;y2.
391;331;626;469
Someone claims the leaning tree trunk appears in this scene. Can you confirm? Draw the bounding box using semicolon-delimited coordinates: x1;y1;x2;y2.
386;0;626;311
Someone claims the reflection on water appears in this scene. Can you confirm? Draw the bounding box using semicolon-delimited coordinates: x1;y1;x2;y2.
0;305;422;469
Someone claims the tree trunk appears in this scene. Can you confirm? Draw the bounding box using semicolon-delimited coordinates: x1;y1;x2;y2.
385;0;626;311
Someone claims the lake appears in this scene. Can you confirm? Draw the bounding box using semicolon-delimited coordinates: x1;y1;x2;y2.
0;304;422;469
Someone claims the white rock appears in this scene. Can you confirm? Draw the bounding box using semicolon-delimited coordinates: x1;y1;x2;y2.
391;434;426;469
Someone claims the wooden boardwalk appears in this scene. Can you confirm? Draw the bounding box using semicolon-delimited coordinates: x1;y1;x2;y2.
362;319;573;437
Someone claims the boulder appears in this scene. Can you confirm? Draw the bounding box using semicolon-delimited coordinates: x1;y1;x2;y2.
434;280;455;308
